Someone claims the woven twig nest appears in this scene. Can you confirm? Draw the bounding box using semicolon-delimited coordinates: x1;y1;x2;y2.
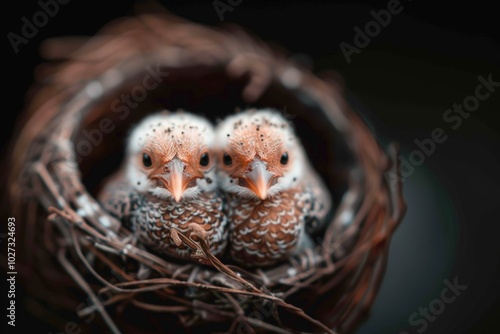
8;12;405;334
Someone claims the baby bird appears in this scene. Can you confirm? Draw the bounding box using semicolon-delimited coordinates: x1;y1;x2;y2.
98;111;227;261
215;109;331;267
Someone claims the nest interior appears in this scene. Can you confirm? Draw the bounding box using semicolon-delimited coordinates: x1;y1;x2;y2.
7;13;406;334
79;65;350;206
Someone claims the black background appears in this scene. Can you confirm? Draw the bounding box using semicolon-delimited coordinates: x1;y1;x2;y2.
2;0;499;333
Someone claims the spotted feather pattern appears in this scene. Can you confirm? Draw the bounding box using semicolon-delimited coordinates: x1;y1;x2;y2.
98;172;141;228
302;166;331;234
132;190;227;258
217;109;332;266
227;177;329;267
99;173;228;259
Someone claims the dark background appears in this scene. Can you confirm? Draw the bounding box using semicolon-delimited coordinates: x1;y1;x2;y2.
3;0;499;333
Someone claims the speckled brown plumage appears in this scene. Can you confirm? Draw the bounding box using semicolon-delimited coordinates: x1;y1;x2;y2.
216;109;332;267
99;175;227;259
226;175;329;266
98;112;228;261
137;191;226;258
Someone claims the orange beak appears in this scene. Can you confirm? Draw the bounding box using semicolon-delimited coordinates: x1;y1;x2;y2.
240;159;275;200
156;158;194;202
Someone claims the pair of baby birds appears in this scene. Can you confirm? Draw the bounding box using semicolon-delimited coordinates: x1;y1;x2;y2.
98;109;331;267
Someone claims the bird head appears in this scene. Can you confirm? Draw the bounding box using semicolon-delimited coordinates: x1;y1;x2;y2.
215;109;305;200
125;111;216;202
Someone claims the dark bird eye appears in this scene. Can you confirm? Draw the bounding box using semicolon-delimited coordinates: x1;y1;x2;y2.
223;153;232;166
142;153;152;167
280;152;289;165
199;152;210;166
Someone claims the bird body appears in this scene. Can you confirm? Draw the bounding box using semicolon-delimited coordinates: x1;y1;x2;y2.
133;191;226;258
215;109;331;266
224;183;320;266
98;112;227;260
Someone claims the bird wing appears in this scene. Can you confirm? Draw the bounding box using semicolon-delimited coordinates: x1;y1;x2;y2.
301;166;333;234
97;170;141;229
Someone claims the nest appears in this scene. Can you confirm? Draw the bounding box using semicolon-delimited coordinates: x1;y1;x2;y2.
7;12;406;334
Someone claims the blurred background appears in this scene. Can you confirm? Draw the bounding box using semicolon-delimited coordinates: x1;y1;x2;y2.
3;0;499;333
